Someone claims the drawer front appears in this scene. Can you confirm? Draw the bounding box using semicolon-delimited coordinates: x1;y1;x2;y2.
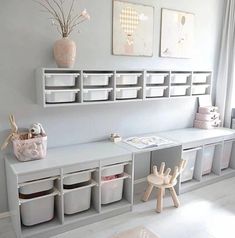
63;161;99;174
100;154;132;167
18;169;60;184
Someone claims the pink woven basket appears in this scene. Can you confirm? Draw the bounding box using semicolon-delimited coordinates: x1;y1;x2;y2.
12;136;47;162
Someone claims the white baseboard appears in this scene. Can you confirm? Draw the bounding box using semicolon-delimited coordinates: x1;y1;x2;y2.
0;212;10;219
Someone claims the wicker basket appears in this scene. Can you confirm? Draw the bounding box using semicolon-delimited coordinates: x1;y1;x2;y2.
12;136;47;162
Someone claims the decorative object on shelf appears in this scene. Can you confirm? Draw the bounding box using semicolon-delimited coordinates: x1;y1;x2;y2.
1;115;47;162
35;0;90;68
142;160;187;213
113;0;154;56
160;9;195;58
110;133;122;143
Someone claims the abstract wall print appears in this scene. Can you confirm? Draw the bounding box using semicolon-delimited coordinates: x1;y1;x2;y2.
113;0;154;56
160;9;195;58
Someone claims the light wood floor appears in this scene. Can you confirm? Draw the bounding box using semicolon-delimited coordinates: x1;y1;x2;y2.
1;177;235;238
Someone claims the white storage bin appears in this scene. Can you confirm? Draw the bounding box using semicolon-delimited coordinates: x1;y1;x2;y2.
45;89;79;103
202;145;215;175
146;73;168;85
171;73;190;84
102;164;124;177
146;86;167;98
181;149;198;182
19;179;54;195
116;73;141;85
45;74;77;87
192;85;209;95
64;171;92;215
116;87;141;99
193;73;210;84
21;196;54;226
83;73;112;86
101;179;124;204
222;141;233;169
64;187;91;215
170;85;189;96
83;88;112;101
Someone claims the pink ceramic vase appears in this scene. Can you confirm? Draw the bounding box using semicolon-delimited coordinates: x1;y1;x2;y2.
53;37;76;68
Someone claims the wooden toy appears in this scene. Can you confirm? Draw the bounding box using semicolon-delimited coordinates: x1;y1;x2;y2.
110;133;122;143
142;159;187;213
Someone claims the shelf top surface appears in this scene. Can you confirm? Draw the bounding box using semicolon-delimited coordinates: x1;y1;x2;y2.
5;127;235;175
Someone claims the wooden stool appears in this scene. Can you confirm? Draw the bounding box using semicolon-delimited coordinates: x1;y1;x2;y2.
142;159;187;213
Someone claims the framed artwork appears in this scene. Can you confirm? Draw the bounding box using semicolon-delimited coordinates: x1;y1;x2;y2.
160;9;195;59
112;0;154;57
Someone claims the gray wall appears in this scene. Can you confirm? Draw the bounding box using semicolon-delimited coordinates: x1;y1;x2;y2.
0;0;224;212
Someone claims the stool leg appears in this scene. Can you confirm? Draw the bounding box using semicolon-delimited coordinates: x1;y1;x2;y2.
169;187;180;208
142;184;154;202
156;187;164;213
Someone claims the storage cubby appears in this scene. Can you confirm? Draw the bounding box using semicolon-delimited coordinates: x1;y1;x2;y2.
221;140;235;170
36;69;212;107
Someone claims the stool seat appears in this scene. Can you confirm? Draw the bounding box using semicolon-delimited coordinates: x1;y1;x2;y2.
147;174;177;188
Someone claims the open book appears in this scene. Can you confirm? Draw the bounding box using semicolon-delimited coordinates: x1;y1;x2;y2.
124;136;173;149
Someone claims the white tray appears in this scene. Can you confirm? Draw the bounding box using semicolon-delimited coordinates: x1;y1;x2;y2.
45;74;78;87
171;73;190;84
170;85;189;96
192;85;210;95
45;89;79;103
83;73;112;86
193;73;210;83
83;88;112;101
116;87;141;99
116;73;141;85
146;86;167;98
146;73;168;85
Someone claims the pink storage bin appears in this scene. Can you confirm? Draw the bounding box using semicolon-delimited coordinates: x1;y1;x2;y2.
194;120;221;129
196;112;220;121
198;106;218;114
12;136;47;162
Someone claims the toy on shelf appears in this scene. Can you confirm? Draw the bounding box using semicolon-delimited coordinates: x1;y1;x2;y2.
110;133;122;143
1;115;47;162
142;160;187;213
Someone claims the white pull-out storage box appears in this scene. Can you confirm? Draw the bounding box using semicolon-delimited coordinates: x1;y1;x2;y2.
193;73;210;84
116;73;141;85
20;179;54;226
171;73;190;84
83;73;112;86
222;141;233;169
45;74;78;87
192;85;209;95
170;85;189;96
146;73;168;85
45;89;79;103
83;88;112;101
64;171;92;215
202;145;215;175
181;148;200;182
101;164;125;204
146;86;167;98
116;87;141;99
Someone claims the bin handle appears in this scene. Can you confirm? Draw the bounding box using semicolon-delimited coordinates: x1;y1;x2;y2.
63;180;97;194
18;176;59;188
101;172;130;184
183;147;202;153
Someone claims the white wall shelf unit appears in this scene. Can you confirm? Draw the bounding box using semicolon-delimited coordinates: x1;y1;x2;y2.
36;68;213;107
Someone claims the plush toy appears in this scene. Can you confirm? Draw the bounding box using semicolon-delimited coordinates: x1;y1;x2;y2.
29;123;46;138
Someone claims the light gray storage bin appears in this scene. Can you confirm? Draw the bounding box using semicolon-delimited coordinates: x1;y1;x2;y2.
64;171;92;215
146;86;167;98
83;88;112;101
83;73;112;86
45;89;79;103
222;141;233;169
20;179;54;226
116;74;141;85
193;73;210;84
146;73;167;85
192;85;209;95
101;164;125;204
45;74;77;87
181;148;199;182
202;145;215;175
116;87;141;99
171;73;190;84
170;85;189;96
